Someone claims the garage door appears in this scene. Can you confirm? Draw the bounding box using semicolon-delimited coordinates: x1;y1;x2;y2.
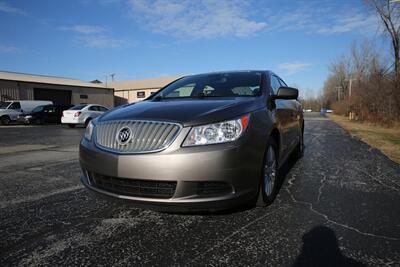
34;88;72;105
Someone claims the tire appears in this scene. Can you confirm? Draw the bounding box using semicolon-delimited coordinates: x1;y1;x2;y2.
68;124;76;128
84;118;92;127
295;125;304;159
256;138;279;207
0;116;11;125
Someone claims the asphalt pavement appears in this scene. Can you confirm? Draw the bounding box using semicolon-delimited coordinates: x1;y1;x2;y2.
0;113;399;266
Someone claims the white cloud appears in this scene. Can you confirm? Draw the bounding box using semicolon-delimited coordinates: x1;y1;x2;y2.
0;45;20;53
59;24;126;48
59;24;106;34
128;0;267;38
78;35;125;48
265;3;379;36
0;2;26;15
316;14;380;35
278;61;311;75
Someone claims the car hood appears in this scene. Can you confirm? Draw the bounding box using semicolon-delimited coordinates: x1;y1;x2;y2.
99;98;263;127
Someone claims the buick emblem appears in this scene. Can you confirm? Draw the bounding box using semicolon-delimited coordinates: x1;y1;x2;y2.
116;126;132;145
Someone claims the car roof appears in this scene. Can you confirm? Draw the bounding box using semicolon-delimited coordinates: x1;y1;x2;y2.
183;70;272;78
36;104;52;108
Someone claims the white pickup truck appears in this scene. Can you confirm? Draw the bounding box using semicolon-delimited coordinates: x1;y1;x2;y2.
0;100;53;125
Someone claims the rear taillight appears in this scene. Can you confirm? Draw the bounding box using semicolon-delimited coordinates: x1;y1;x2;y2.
74;112;81;117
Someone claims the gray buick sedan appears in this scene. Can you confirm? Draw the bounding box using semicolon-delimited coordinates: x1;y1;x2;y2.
80;71;304;211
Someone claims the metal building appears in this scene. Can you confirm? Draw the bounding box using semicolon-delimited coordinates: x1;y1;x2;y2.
110;76;181;105
0;71;114;108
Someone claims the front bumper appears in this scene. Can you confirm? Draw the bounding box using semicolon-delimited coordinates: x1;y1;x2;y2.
16;115;30;124
79;125;265;211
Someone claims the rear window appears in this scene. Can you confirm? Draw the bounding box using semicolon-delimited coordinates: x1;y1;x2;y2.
69;104;87;110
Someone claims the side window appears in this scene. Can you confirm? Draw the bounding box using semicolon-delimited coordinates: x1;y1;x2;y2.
278;77;288;87
88;106;98;111
9;102;21;109
270;76;281;95
98;106;108;112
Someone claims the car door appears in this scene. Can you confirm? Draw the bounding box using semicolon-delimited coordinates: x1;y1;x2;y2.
88;105;103;118
278;77;300;151
86;105;97;119
46;106;57;123
270;75;292;158
8;102;22;121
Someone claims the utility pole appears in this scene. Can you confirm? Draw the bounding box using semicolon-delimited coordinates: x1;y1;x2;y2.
346;77;355;119
349;78;352;98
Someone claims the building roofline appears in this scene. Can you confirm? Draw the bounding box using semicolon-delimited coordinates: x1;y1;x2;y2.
0;70;85;81
0;70;113;89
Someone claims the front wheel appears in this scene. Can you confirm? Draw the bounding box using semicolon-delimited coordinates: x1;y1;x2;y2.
1;116;11;125
295;127;304;159
256;139;279;207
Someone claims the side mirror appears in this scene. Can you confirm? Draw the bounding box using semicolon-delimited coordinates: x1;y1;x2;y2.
272;86;299;100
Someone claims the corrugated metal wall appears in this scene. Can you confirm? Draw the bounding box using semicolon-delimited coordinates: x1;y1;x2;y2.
0;88;19;101
0;80;114;107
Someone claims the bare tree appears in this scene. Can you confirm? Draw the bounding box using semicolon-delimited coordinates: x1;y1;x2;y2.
366;0;400;76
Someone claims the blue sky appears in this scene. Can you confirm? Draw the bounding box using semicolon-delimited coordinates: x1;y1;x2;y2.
0;0;389;96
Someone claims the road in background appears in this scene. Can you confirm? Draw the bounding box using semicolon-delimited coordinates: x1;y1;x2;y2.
1;113;399;266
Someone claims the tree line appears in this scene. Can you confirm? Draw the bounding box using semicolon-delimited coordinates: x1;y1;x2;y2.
303;0;400;126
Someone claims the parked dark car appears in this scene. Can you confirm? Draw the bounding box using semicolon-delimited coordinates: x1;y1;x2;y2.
20;104;73;124
80;71;304;211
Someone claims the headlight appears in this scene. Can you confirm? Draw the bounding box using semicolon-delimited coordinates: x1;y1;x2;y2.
183;115;250;146
84;121;94;141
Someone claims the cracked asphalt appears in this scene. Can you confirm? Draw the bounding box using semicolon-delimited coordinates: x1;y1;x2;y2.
1;113;399;266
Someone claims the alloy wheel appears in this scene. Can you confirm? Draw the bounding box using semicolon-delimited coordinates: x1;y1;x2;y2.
263;145;277;197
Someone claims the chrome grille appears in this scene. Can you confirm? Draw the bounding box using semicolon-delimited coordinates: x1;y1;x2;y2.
95;120;182;153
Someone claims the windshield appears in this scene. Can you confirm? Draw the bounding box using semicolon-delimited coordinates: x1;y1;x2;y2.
0;101;11;109
31;105;45;113
69;104;87;110
154;72;262;99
